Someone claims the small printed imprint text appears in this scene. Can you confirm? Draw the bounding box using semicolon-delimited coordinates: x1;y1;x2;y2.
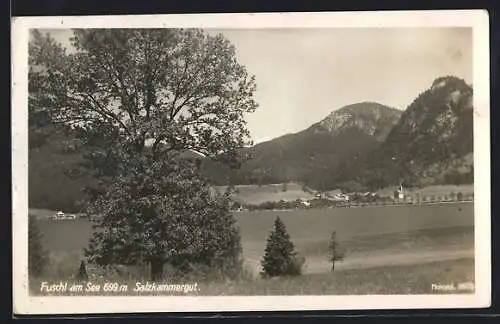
431;282;475;292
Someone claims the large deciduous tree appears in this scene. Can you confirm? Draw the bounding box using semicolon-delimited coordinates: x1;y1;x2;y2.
29;28;258;280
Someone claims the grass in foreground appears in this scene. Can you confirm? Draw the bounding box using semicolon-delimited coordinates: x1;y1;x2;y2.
30;258;474;296
200;257;475;295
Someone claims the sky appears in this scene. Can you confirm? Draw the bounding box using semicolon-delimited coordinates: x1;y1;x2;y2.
41;28;472;143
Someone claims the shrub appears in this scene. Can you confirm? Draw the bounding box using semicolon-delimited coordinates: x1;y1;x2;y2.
28;217;48;277
261;217;303;277
457;192;463;201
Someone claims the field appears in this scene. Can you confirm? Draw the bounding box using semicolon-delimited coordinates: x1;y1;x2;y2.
31;258;474;296
211;183;474;205
199;258;475;295
32;201;475;295
213;183;315;205
376;184;474;199
237;202;474;274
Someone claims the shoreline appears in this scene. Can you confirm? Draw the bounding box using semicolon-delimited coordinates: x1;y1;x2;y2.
235;200;474;213
29;200;474;219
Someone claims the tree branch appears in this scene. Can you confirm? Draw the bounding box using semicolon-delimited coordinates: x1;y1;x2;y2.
84;92;133;137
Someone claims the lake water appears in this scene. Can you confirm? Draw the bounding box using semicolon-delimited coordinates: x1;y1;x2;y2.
37;202;473;254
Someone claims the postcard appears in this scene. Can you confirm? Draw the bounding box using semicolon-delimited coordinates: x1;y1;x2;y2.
12;10;491;314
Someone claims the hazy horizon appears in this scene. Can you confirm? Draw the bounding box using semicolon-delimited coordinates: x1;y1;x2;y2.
38;27;472;144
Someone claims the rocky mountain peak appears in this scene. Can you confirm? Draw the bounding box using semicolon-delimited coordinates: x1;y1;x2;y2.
316;102;402;142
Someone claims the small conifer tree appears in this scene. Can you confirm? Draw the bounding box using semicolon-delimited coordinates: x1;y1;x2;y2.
261;217;303;277
28;217;48;277
76;260;89;281
329;231;345;271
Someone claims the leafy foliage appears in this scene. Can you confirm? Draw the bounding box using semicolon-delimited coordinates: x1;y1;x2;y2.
29;29;257;161
29;28;256;280
261;217;304;277
28;217;49;277
84;155;243;280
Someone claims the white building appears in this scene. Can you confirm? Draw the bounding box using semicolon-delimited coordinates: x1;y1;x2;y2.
397;184;405;199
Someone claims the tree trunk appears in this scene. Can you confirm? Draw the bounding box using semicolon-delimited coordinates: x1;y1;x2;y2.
331;261;335;271
150;259;164;281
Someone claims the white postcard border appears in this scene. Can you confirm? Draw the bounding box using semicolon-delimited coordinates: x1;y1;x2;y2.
12;10;491;314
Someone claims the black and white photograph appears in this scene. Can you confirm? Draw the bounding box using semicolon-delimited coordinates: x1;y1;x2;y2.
12;10;491;314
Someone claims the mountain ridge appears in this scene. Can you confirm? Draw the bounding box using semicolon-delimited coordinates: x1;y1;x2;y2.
201;102;403;188
28;75;474;211
332;76;474;190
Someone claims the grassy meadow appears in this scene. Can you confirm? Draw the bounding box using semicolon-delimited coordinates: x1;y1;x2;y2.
375;184;474;200
31;258;474;296
199;258;474;295
213;182;316;205
30;200;475;295
209;183;475;205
